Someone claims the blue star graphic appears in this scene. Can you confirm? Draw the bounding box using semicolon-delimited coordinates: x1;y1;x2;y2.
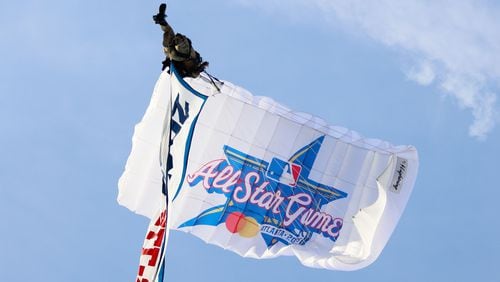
179;136;348;247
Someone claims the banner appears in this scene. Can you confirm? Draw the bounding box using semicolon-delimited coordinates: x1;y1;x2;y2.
135;201;167;282
121;66;208;281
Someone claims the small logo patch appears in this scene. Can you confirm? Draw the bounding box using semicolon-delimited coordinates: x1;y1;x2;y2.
266;158;302;187
390;158;408;193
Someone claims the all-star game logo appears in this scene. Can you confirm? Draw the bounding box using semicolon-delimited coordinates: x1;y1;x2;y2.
179;136;348;247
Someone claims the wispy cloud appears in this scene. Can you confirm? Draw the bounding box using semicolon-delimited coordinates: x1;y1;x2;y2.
238;0;500;139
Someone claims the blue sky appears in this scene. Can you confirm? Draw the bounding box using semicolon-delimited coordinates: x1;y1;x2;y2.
1;0;499;281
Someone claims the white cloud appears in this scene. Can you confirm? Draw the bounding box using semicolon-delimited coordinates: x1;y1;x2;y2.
238;0;500;139
407;60;436;86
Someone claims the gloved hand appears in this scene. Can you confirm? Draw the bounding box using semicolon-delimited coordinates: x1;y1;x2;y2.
153;3;167;25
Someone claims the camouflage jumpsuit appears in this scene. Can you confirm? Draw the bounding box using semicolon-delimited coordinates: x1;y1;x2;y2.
160;22;208;78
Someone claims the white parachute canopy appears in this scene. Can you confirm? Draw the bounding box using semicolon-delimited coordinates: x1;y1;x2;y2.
118;67;418;271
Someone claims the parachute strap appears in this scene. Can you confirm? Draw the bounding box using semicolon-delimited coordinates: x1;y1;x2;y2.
203;71;224;92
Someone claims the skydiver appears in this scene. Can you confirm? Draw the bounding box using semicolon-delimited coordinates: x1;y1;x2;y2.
153;3;209;78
